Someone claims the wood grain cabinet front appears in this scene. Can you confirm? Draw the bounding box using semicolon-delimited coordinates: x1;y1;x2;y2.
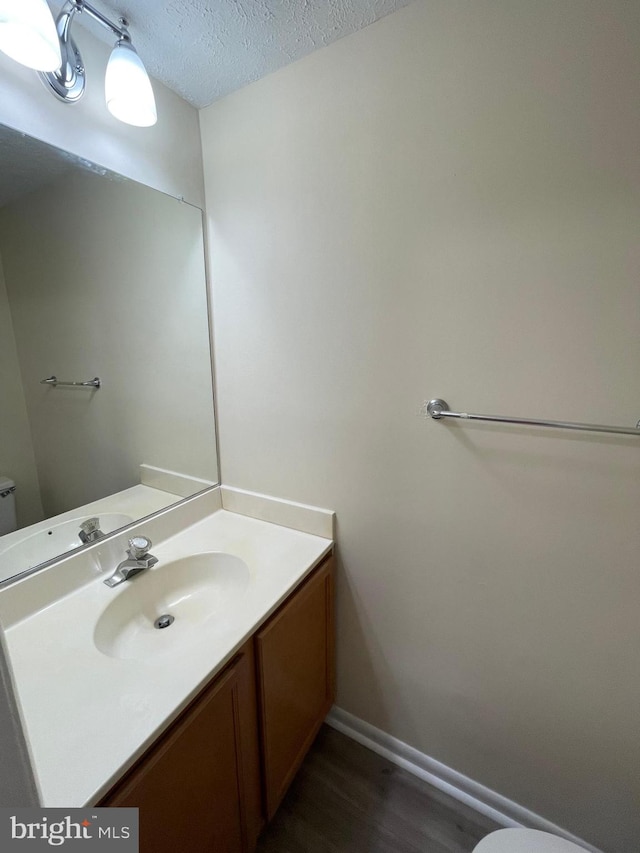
98;552;334;852
256;555;335;819
99;640;262;853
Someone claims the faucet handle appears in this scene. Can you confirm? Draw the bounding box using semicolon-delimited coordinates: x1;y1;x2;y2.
79;516;104;544
128;536;152;559
81;517;101;534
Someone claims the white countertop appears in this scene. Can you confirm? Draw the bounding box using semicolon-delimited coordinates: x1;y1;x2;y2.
1;503;333;807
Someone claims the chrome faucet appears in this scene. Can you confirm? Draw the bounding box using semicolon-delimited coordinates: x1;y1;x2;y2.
79;517;104;544
103;536;158;587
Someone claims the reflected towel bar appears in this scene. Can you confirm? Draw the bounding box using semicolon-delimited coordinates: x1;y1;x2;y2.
40;375;101;389
425;399;640;437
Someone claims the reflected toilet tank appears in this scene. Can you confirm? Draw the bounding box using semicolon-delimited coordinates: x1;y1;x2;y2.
0;477;17;535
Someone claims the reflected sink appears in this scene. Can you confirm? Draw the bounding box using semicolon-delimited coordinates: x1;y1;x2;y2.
0;513;133;581
93;552;250;661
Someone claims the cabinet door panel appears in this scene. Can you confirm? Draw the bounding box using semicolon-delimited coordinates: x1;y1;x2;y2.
101;647;257;853
256;556;335;819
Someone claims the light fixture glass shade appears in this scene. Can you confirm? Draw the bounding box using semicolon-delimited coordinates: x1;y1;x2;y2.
0;0;61;71
105;40;157;127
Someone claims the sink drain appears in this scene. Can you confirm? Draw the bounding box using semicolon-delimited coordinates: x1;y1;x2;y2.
154;614;175;630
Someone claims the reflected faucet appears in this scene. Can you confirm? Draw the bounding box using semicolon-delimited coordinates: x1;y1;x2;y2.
79;517;104;544
103;536;158;587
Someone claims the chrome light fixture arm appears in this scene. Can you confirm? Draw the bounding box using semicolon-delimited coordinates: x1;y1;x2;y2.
80;3;129;41
39;0;85;102
39;0;131;104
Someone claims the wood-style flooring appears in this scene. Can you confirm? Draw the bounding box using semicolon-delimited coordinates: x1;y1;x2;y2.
257;725;500;853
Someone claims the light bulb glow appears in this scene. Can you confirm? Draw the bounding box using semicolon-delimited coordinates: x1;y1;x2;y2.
105;40;157;127
0;0;61;71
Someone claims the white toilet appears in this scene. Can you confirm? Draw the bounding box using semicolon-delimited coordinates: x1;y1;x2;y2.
474;829;589;853
0;477;17;535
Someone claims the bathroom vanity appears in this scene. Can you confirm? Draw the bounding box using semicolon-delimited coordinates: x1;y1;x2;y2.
0;487;335;853
100;554;334;852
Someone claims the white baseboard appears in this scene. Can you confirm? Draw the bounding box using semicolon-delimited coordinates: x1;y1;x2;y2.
326;707;603;853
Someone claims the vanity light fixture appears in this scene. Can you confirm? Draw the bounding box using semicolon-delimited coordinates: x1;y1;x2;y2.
0;0;157;127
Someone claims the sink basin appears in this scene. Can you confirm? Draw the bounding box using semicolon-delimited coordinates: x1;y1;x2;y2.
0;512;133;582
93;552;250;661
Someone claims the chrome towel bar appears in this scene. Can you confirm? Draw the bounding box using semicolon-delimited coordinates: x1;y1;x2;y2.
40;375;101;389
425;399;640;437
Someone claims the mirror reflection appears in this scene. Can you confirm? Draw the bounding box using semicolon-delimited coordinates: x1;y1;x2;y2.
0;125;218;583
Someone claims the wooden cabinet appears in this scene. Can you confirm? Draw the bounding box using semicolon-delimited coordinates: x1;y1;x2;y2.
100;641;262;853
256;555;335;819
99;553;334;853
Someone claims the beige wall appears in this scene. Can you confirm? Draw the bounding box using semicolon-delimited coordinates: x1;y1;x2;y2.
0;255;43;529
0;170;217;519
200;2;640;850
0;23;204;206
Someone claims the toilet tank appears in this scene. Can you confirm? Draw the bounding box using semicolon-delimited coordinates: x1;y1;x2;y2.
0;477;17;535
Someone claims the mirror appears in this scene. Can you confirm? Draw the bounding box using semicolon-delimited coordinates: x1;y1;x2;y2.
0;125;218;584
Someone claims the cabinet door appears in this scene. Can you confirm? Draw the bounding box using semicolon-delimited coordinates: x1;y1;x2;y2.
101;642;261;853
256;555;335;819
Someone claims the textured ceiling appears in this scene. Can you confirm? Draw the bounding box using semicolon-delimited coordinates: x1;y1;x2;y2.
52;0;414;109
